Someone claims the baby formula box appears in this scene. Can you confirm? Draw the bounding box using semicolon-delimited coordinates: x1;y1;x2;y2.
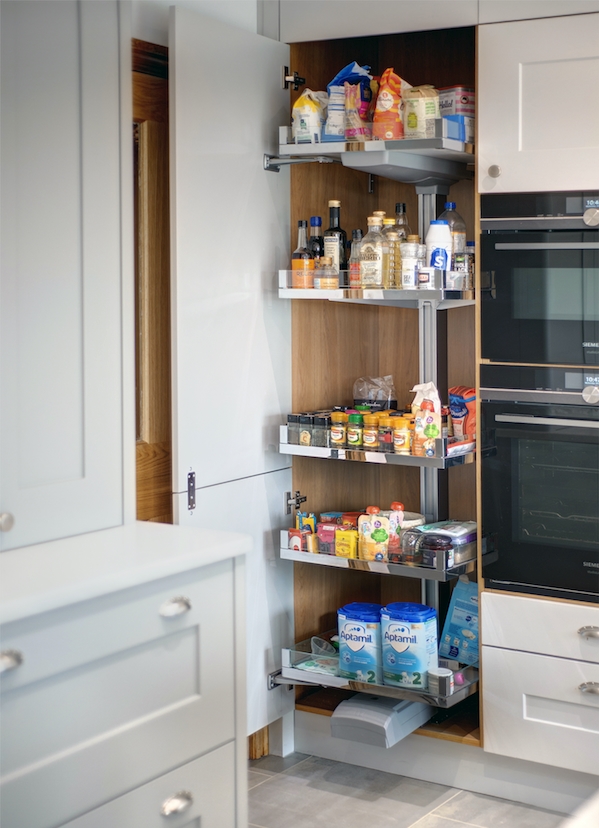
338;602;382;684
381;602;438;689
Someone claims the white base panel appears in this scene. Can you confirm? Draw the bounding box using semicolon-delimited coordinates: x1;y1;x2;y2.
295;710;599;815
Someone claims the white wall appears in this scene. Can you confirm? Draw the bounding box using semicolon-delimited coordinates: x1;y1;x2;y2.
131;0;258;45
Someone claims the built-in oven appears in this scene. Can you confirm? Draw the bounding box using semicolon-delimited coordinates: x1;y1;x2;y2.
481;191;599;366
481;365;599;603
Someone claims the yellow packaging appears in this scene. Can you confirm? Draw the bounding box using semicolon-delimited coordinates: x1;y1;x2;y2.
295;512;316;533
358;509;390;562
335;528;358;558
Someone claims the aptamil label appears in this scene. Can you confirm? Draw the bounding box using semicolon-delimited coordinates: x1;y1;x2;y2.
338;618;382;683
382;616;438;688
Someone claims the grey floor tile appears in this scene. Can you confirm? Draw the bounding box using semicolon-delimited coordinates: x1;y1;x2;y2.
249;751;310;776
250;756;459;828
248;769;273;790
407;817;477;828
433;790;568;828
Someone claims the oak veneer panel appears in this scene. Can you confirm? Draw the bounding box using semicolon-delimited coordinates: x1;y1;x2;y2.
136;441;173;524
377;27;475;90
133;73;168;123
448;462;476;521
377;306;419;406
248;726;269;760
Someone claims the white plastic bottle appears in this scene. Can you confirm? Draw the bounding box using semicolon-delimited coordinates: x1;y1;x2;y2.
425;220;452;271
437;201;466;264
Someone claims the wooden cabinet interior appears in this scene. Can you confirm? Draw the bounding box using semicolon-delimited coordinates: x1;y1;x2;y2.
288;29;479;742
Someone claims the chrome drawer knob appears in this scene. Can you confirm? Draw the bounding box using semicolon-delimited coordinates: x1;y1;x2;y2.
579;682;599;696
582;386;599;404
0;513;15;532
0;649;24;674
159;596;192;618
578;626;599;640
488;165;502;178
160;790;193;816
583;207;599;227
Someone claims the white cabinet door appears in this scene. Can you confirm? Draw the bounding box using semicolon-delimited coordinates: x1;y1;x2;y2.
0;0;125;550
483;646;599;774
479;1;599;24
478;13;599;193
175;468;294;736
280;1;478;43
169;7;291;494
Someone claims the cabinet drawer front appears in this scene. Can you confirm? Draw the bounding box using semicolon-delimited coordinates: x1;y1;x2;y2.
60;742;236;828
482;646;599;774
0;561;237;828
482;593;599;663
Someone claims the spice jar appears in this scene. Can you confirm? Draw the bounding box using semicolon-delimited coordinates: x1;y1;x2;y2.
330;411;347;447
362;414;379;450
287;413;300;445
347;413;364;447
312;415;331;447
420;534;454;569
378;416;394;453
299;414;313;447
392;417;411;455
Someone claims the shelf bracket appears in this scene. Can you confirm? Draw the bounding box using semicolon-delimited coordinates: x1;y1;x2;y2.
264;154;341;173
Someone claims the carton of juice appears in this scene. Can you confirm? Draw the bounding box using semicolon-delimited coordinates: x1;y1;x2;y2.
358;507;390;562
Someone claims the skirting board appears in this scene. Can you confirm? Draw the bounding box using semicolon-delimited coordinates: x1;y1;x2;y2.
295;711;599;815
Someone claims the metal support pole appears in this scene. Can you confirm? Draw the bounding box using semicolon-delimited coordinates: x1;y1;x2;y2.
415;184;450;240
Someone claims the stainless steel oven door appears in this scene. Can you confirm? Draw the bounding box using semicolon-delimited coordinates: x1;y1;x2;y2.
481;400;599;601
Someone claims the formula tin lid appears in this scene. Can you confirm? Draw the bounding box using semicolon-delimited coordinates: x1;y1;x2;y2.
382;602;436;622
339;602;381;623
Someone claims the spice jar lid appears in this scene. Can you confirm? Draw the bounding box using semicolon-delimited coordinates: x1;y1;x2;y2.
348;413;363;424
331;411;347;423
299;414;314;424
363;414;378;426
379;417;394;427
392;417;409;427
287;413;300;424
314;415;331;426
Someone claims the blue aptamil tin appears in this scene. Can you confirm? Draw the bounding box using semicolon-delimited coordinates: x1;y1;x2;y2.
337;602;382;684
381;602;438;689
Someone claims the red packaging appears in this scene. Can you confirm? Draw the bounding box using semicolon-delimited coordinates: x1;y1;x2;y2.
373;68;405;140
317;522;337;555
341;511;363;527
288;528;314;552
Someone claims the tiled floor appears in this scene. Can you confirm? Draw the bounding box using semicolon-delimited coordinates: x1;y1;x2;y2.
249;754;570;828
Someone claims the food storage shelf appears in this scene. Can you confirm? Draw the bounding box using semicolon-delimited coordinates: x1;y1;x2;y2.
277;123;473;187
279;633;479;709
279;531;477;581
279;425;476;469
277;271;475;309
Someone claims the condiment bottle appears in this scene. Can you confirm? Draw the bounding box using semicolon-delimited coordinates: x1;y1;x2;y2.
291;220;314;288
395;202;411;239
308;216;324;264
400;234;421;289
330;411;347;447
348;229;363;288
347;413;364;447
315;256;339;290
383;219;402;288
362;414;380;450
360;216;386;287
392;417;411;454
378;416;394;452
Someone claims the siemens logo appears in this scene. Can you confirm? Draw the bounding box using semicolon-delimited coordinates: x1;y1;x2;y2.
583;342;599;348
584;561;599;569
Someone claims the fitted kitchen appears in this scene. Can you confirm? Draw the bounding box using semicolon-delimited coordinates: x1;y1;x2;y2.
0;2;598;827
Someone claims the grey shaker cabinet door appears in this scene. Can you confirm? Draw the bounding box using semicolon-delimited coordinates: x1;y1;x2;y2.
0;560;236;828
0;0;125;550
59;743;235;828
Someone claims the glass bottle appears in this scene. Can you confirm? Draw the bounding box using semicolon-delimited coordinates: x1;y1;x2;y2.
360;216;386;287
394;202;412;239
291;220;314;288
308;216;324;264
314;256;339;290
323;200;347;273
437;201;467;264
383;219;402;288
348;229;363;288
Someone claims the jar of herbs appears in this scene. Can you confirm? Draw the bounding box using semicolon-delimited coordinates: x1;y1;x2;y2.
362;413;380;450
378;416;394;453
312;414;331;447
299;414;313;447
330;411;348;447
287;413;300;445
347;413;364;447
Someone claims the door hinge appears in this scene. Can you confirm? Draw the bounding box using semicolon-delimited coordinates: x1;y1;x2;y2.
187;471;196;512
285;490;307;515
283;66;305;91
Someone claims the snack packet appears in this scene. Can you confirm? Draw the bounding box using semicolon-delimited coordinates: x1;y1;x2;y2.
373;68;412;140
449;386;476;440
344;81;372;141
291;89;328;143
323;61;372;142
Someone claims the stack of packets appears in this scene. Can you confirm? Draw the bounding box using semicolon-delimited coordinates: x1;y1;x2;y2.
411;381;476;458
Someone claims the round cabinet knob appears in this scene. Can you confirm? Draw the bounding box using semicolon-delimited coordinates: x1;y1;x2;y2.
159;596;192;618
160;790;193;816
488;165;502;178
582;386;599;404
579;682;599;696
583;207;599;227
0;649;24;674
0;513;15;532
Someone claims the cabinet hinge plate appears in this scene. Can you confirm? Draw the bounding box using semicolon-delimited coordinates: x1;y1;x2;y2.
187;471;196;511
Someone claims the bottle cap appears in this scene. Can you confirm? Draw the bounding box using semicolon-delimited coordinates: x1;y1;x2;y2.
373;210;386;217
310;216;322;226
367;216;380;225
421;400;435;411
383;218;396;225
328;200;341;207
366;506;380;515
320;256;332;265
407;234;420;242
298;219;308;227
466;240;475;247
444;202;456;209
390;502;405;511
395;202;407;213
352;229;363;240
430;220;449;225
